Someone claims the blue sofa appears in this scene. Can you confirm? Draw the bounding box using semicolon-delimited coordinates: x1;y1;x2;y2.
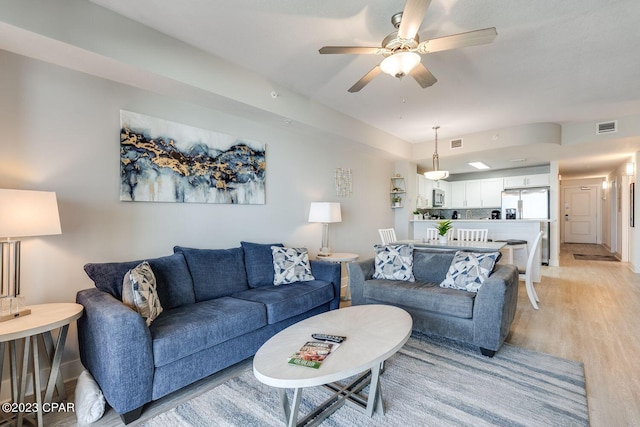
76;242;341;424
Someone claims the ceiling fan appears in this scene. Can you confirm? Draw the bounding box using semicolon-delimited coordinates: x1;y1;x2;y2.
319;0;497;93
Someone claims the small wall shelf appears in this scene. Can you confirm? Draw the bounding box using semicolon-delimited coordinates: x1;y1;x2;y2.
390;176;406;209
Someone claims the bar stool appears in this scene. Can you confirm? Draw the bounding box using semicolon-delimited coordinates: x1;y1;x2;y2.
500;239;528;272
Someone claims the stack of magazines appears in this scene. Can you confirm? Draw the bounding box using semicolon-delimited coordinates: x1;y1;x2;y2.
287;335;346;369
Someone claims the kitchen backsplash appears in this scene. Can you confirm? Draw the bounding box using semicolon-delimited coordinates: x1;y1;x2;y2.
415;208;498;220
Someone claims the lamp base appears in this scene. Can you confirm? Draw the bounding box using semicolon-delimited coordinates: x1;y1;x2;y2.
317;247;331;257
0;307;31;322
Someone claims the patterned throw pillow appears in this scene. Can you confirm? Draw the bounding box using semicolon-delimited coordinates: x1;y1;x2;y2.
440;251;501;292
372;244;415;282
271;247;315;285
122;261;163;326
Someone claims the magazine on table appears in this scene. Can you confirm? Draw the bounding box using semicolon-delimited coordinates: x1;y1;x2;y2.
287;341;341;369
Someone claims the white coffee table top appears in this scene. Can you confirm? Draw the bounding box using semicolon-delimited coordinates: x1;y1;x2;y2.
253;305;412;388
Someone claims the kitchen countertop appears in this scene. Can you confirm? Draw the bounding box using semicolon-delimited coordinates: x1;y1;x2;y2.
410;219;551;222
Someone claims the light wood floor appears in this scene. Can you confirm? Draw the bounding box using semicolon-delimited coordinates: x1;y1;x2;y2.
43;243;640;426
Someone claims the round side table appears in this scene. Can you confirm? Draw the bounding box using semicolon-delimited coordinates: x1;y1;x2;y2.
0;303;83;426
317;252;359;301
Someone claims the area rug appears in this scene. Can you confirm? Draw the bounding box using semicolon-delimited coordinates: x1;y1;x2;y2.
573;253;619;261
141;334;588;426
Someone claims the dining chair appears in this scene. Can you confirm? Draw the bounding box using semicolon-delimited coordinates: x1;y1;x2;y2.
424;228;439;241
378;228;397;245
456;228;488;242
522;230;544;310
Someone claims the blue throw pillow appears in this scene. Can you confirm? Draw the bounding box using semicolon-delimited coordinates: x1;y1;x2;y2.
174;246;249;302
241;241;284;288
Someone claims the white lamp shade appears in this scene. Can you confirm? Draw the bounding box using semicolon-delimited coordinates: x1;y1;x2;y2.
380;52;421;77
308;202;342;223
0;189;62;238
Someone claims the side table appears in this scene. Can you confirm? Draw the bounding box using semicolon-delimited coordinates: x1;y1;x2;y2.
0;303;83;426
317;253;359;300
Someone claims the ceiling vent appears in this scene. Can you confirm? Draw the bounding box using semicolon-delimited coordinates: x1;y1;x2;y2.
596;120;617;135
450;138;463;149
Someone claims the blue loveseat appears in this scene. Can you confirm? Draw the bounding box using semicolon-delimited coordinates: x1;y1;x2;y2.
348;247;518;357
76;242;341;424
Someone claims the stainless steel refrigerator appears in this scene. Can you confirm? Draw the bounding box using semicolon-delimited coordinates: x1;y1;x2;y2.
501;187;550;264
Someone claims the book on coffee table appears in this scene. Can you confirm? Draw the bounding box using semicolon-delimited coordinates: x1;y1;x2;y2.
288;341;340;369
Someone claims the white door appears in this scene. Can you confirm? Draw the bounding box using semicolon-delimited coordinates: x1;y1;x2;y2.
563;186;598;243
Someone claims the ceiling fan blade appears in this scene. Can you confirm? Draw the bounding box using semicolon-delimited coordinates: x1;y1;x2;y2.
397;0;432;40
410;63;437;88
348;65;382;93
417;27;498;54
319;46;387;55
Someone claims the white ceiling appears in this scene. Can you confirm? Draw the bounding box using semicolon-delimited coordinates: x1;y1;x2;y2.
85;0;640;178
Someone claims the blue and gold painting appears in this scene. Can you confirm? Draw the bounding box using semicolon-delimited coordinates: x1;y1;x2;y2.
120;111;266;204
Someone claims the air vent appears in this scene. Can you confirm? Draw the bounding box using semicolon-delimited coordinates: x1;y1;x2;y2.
596;120;617;135
450;138;463;149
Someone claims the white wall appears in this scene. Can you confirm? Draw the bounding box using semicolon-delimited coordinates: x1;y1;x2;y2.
0;50;396;383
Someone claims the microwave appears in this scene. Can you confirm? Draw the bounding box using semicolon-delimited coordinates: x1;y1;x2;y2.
432;188;445;207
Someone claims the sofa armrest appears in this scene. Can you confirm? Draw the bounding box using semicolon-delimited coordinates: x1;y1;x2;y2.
309;260;342;310
76;288;154;416
347;258;375;305
472;264;519;351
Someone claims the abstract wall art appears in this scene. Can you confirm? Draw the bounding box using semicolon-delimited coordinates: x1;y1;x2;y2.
120;111;266;204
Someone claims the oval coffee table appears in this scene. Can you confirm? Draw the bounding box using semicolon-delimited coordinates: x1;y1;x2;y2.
253;304;412;426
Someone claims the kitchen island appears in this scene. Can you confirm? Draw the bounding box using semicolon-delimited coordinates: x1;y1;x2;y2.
411;219;548;282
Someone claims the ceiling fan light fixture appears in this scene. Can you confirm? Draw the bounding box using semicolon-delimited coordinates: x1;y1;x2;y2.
380;51;421;78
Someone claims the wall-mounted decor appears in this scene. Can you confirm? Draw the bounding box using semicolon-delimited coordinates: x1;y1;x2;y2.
335;168;352;197
120;111;265;204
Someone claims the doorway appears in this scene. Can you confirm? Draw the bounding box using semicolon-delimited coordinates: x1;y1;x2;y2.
563;185;598;243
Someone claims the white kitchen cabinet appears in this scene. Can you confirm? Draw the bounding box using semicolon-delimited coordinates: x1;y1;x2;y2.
504;174;549;188
450;179;502;208
416;174;433;208
480;179;504;207
450;181;467;208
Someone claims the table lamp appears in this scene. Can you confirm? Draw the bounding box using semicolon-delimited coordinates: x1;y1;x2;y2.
0;189;61;321
308;202;342;257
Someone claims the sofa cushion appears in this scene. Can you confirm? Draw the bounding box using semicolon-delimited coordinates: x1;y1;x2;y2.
363;279;475;319
440;251;501;292
241;241;284;288
149;297;267;367
372;244;415;282
174;246;249;302
271;247;315;285
412;250;456;283
232;280;334;324
84;253;195;310
122;261;163;326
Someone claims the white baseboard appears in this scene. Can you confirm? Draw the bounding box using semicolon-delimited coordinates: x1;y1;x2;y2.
1;357;84;402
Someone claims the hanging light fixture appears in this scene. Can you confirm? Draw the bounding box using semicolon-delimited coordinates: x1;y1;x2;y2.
380;51;421;78
424;126;450;181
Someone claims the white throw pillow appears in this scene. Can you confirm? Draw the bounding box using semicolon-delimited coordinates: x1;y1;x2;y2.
271;247;315;285
75;370;106;424
372;244;415;282
440;251;501;292
122;261;163;326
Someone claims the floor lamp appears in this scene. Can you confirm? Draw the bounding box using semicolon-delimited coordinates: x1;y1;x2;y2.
0;189;61;321
308;202;342;257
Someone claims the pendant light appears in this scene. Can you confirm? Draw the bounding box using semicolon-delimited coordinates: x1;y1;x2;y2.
424;126;450;181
